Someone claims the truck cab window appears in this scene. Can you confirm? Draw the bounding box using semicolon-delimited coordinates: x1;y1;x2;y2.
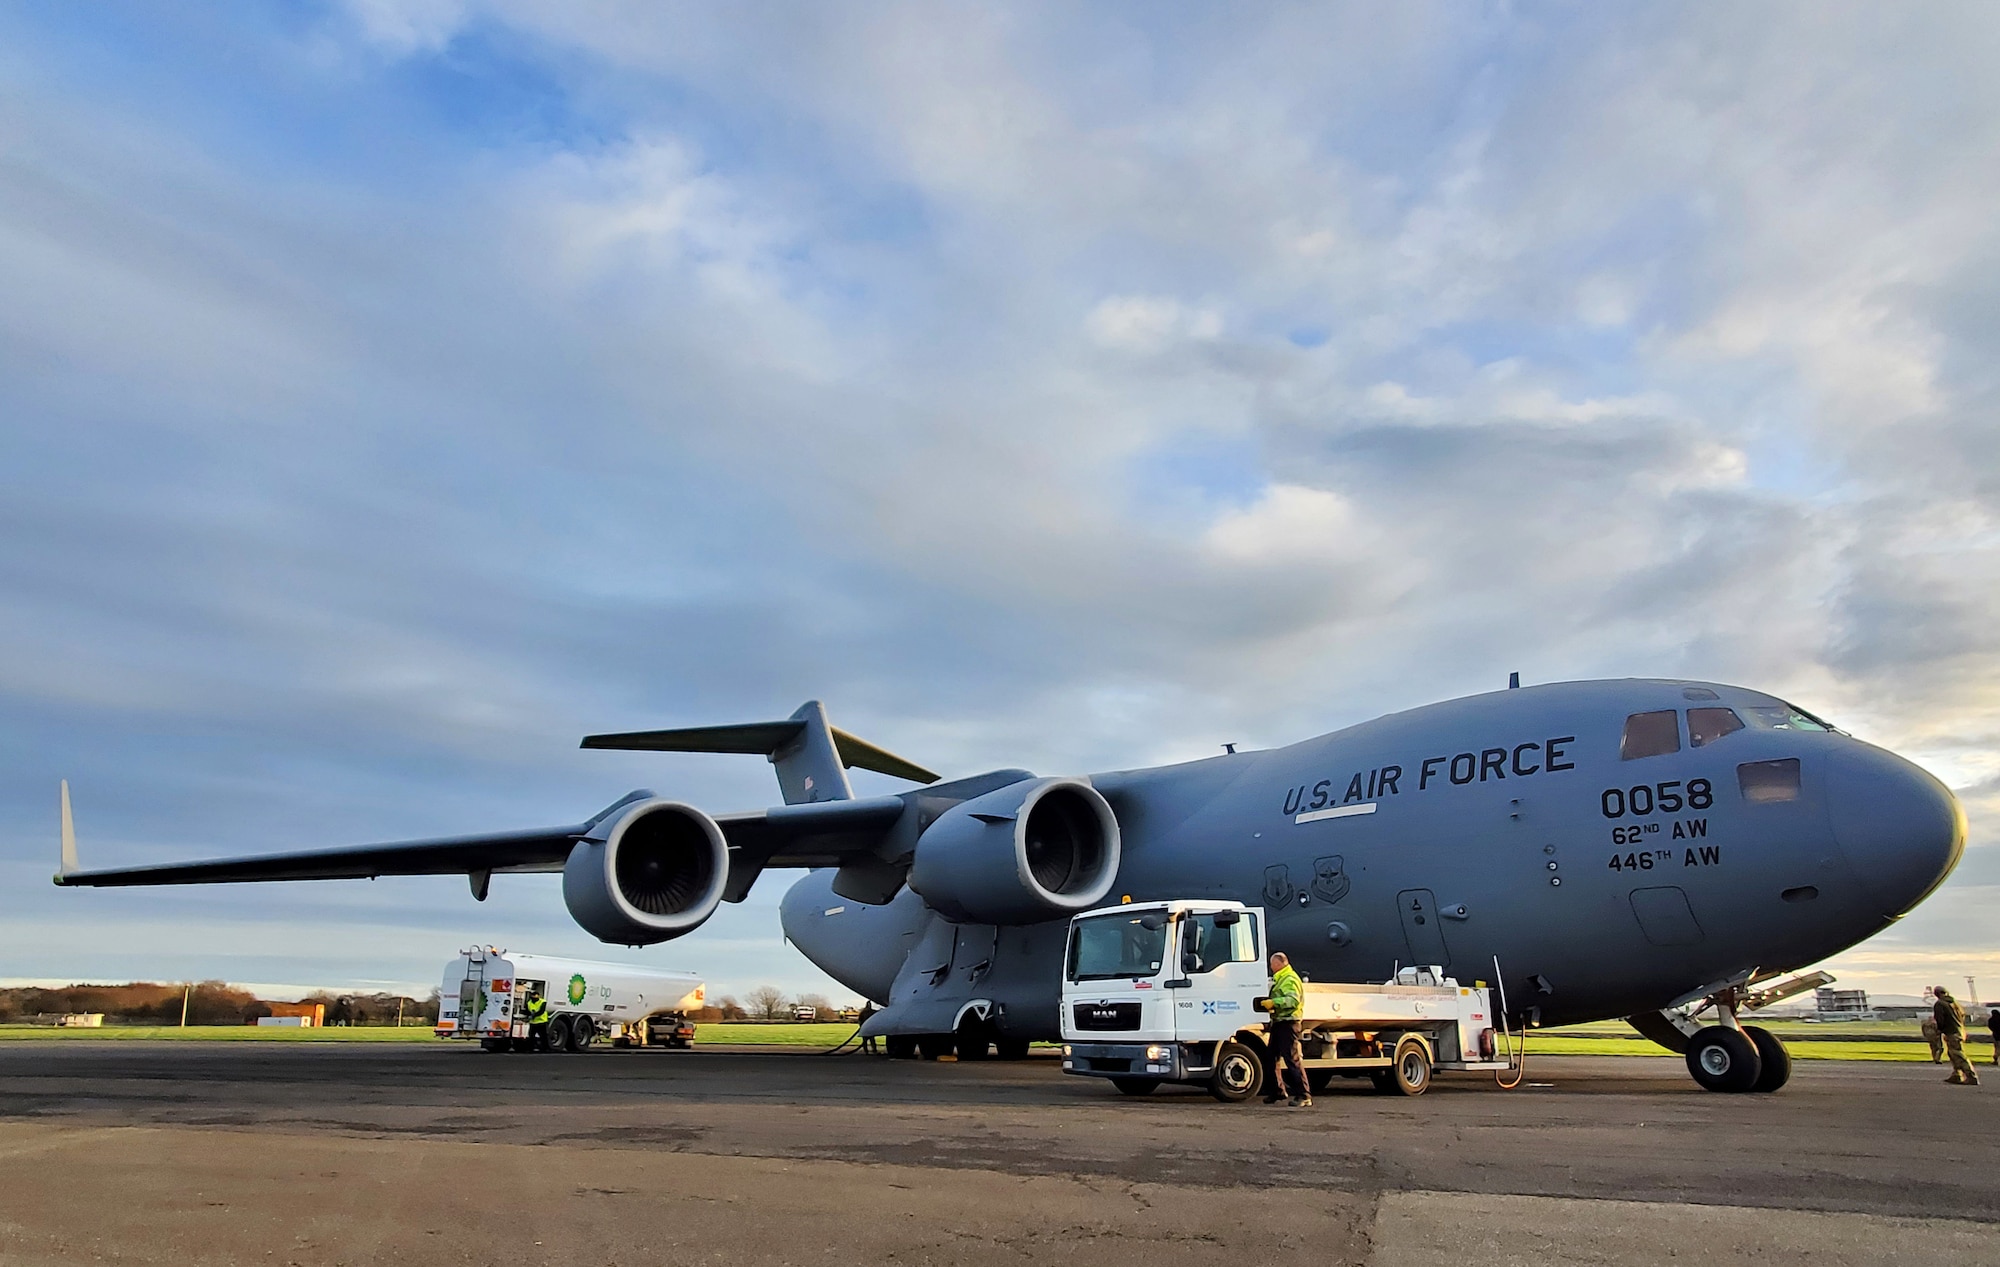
1687;707;1745;748
1181;912;1259;973
1621;710;1681;760
1066;913;1167;981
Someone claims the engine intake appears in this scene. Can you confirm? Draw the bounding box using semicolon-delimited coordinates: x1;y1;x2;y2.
909;778;1120;924
562;800;729;945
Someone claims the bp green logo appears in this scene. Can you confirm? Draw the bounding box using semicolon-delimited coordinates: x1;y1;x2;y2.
567;973;587;1006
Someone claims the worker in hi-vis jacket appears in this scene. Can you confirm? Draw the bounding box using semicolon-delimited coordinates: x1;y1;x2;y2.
1263;953;1311;1107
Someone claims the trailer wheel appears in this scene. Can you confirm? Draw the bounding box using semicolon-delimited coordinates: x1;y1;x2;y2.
1306;1069;1335;1096
1368;1070;1395;1094
538;1016;569;1052
479;1038;508;1054
1111;1077;1160;1096
566;1017;596;1053
1392;1038;1432;1095
1209;1040;1264;1103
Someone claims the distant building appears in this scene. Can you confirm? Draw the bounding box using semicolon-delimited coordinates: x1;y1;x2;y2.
1815;987;1875;1021
262;1001;323;1027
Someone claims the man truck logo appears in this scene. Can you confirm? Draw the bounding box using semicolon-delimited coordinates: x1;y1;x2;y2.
567;974;587;1006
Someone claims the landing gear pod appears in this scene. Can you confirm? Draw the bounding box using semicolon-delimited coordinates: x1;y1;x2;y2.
561;800;729;944
908;778;1120;925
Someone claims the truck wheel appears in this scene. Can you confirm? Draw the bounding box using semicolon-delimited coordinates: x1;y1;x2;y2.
1307;1069;1335;1095
540;1016;570;1052
567;1018;596;1053
1209;1040;1264;1103
1368;1070;1395;1094
1685;1025;1763;1093
479;1037;508;1054
1392;1038;1432;1095
1742;1025;1792;1093
1111;1077;1160;1096
995;1038;1031;1061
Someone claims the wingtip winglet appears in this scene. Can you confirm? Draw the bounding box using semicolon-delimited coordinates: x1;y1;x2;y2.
56;779;78;882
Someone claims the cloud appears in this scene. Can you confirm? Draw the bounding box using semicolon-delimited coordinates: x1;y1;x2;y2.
0;4;1997;997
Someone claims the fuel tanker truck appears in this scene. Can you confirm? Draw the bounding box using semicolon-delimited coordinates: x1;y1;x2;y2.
437;946;706;1053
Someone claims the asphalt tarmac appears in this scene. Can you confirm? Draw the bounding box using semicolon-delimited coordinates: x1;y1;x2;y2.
0;1042;1994;1265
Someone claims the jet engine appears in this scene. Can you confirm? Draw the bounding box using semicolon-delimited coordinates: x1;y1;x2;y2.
561;799;729;945
908;778;1120;924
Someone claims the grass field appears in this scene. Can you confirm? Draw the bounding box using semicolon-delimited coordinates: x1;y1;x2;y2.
0;1024;437;1042
5;1019;1990;1063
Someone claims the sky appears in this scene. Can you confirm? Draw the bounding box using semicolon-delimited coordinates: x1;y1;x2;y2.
2;2;1996;1006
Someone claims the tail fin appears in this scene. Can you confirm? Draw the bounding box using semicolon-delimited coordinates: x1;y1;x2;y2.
582;701;939;805
57;779;79;881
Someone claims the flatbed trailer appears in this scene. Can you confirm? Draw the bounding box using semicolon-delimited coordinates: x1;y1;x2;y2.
1059;900;1521;1099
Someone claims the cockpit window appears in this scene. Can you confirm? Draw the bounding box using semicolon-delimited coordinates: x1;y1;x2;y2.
1688;707;1746;748
1621;710;1682;760
1739;758;1801;803
1743;702;1833;732
1181;912;1259;974
1066;913;1166;981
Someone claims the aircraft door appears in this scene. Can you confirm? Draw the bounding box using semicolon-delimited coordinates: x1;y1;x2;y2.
1396;889;1451;970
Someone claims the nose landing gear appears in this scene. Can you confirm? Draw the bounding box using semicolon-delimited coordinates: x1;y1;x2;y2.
1633;980;1798;1093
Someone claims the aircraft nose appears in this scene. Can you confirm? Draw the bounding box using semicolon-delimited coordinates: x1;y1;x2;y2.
1827;745;1966;920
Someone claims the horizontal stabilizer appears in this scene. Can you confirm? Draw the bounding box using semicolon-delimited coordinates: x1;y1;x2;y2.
583;700;939;801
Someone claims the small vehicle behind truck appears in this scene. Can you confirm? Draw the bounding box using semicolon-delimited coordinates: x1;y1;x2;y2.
1059;900;1519;1099
437;947;706;1054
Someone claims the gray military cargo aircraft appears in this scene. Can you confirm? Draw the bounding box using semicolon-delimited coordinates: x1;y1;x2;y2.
56;680;1964;1092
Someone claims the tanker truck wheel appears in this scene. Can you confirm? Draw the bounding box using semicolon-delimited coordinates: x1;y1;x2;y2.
565;1017;596;1053
479;1037;508;1053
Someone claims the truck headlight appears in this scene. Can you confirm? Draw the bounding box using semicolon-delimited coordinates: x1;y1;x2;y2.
1145;1045;1169;1061
1062;1044;1072;1057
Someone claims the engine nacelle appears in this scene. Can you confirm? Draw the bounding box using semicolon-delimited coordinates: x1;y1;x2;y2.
562;800;729;945
908;778;1120;925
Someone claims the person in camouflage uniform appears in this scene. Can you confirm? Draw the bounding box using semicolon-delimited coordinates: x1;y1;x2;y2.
1934;986;1979;1086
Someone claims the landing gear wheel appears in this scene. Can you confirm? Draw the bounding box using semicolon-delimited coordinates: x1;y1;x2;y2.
954;1021;992;1061
1685;1025;1762;1093
566;1017;596;1052
1392;1038;1432;1096
995;1038;1031;1061
1743;1025;1792;1093
916;1034;956;1061
885;1035;917;1060
1209;1040;1264;1103
479;1037;508;1053
1307;1069;1335;1096
1111;1077;1160;1096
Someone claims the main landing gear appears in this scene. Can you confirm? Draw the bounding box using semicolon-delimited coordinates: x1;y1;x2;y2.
1630;985;1793;1094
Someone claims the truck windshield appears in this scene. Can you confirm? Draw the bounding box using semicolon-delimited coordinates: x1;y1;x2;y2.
1067;913;1167;981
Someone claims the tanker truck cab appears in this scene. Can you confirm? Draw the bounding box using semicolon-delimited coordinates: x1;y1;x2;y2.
1060;900;1517;1100
1060;900;1269;1097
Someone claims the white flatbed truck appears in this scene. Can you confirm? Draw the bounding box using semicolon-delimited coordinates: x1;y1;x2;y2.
1059;900;1520;1099
437;947;706;1054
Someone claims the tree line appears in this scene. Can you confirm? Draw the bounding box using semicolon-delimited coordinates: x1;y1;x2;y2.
0;982;441;1026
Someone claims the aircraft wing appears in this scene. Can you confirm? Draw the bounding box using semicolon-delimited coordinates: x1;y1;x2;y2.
51;784;911;894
